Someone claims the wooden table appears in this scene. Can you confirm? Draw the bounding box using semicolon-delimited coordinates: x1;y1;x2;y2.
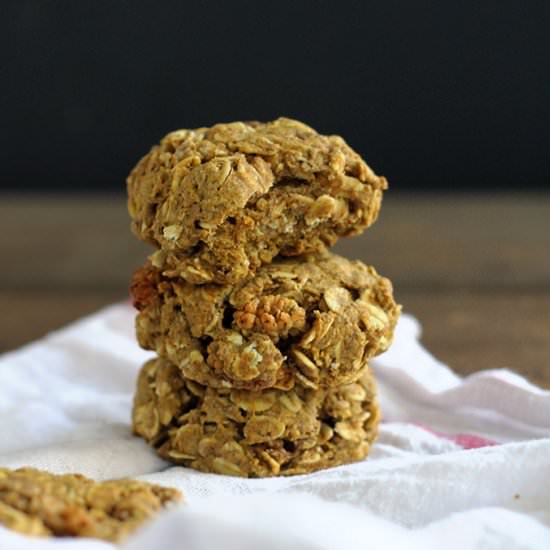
1;193;549;387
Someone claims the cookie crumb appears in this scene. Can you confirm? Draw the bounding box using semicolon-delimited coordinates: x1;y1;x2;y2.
0;468;181;541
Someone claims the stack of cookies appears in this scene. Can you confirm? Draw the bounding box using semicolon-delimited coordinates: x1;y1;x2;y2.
127;118;400;477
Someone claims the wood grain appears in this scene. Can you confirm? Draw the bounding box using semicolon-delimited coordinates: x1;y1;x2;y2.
1;193;549;386
2;193;549;291
402;290;550;388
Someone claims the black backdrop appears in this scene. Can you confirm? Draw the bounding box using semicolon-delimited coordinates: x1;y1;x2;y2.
2;1;549;192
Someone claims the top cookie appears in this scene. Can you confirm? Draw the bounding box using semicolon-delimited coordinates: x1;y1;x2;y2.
127;117;387;284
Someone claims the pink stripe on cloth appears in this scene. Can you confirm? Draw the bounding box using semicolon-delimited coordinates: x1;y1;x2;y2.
415;423;498;449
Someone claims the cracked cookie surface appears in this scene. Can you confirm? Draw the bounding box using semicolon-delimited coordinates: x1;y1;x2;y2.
132;357;380;477
131;252;400;391
0;468;181;542
127;117;387;284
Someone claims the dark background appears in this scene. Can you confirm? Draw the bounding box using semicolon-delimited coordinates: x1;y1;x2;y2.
2;1;549;193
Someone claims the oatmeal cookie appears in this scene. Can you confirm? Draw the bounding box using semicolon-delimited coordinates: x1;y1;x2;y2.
127;117;388;284
131;252;400;391
0;468;181;541
132;358;380;477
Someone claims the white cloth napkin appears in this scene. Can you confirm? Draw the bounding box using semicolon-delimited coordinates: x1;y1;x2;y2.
1;303;549;550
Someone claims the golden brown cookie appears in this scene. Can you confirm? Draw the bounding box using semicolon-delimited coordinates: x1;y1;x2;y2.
132;358;380;477
127;117;387;284
131;252;400;391
0;468;181;542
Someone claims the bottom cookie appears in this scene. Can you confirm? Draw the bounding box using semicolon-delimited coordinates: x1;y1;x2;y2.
0;468;181;541
133;358;380;477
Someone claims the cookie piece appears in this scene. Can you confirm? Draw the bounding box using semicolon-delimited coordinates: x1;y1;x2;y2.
132;358;380;477
131;252;400;391
127;117;387;284
0;468;181;542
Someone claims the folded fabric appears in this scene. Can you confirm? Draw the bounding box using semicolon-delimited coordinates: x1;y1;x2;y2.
1;304;549;549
